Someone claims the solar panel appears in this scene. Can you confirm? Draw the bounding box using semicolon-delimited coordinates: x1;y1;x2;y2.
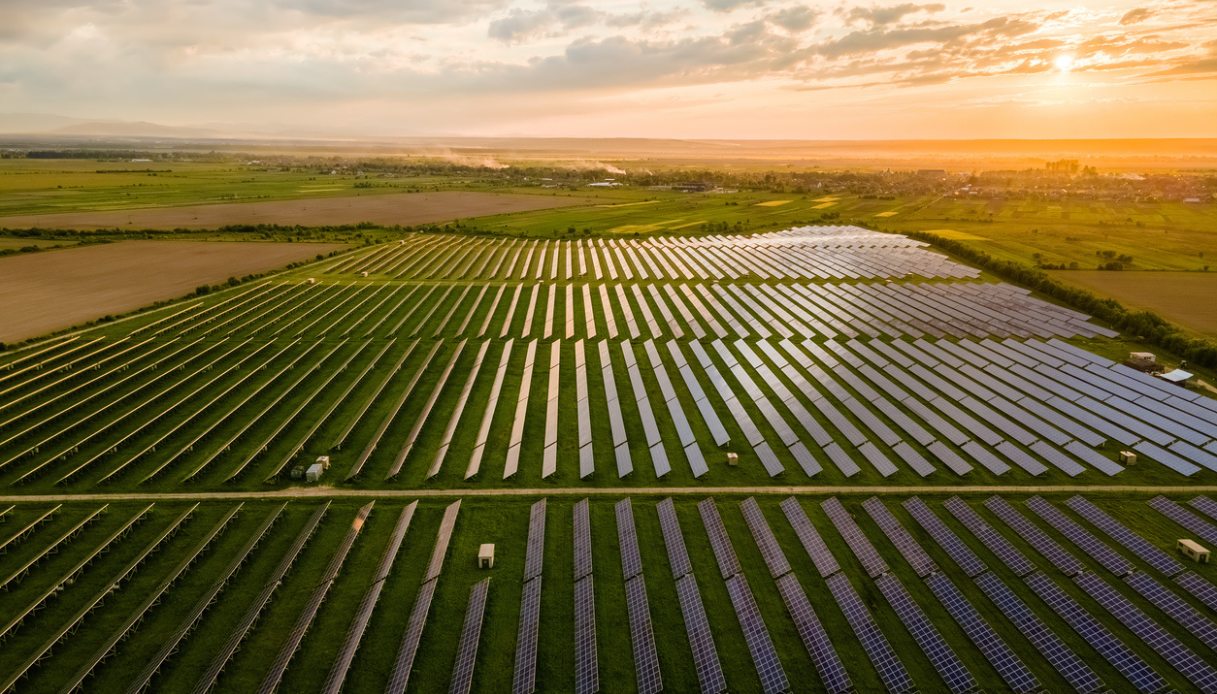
945;497;1036;577
656;498;693;579
973;571;1103;694
822;498;889;578
574;576;599;694
725;574;789;694
926;572;1039;693
513;579;543;694
1075;570;1217;691
386;580;437;694
1024;571;1164;693
698;499;742;579
779;498;841;579
824;573;913;693
984;496;1083;576
616;499;644;581
1175;571;1217;613
875;573;976;694
1024;496;1134;577
1065;496;1184;578
426;500;462;582
1189;495;1217;523
674;574;727;694
449;578;490;694
574;499;593;581
903;498;986;578
861;497;937;577
1149;496;1217;546
740;498;792;579
624;576;663;694
524;499;547;582
773;573;851;693
1125;571;1217;653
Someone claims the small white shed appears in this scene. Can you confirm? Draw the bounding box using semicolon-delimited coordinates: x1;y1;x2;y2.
305;463;325;482
478;544;495;569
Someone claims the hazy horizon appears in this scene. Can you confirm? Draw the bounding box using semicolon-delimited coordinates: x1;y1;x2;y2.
2;0;1216;140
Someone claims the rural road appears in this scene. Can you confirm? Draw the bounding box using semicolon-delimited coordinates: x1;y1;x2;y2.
1;484;1212;504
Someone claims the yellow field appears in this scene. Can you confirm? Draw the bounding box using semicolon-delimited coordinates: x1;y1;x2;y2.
924;228;987;241
754;200;793;207
874;211;899;218
1050;270;1217;336
812;201;837;209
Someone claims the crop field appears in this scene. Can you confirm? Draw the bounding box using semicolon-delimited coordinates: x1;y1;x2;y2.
0;159;499;217
0;240;347;343
3;493;1217;692
0;190;599;231
876;197;1217;271
1049;271;1217;337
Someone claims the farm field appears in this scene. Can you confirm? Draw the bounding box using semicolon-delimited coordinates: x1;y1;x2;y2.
0;158;499;217
877;197;1217;271
2;493;1217;693
1049;271;1217;337
0;190;598;231
0;240;346;343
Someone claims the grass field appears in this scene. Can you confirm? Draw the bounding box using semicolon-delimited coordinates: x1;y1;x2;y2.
0;240;346;342
1050;271;1217;337
1;493;1215;693
0;191;599;231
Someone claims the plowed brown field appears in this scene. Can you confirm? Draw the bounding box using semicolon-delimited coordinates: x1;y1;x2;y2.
0;240;346;342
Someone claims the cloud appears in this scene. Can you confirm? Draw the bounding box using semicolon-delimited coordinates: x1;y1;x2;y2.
846;3;946;27
1120;7;1154;26
767;6;819;32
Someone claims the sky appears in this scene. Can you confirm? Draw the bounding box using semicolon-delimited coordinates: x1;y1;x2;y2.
1;0;1216;139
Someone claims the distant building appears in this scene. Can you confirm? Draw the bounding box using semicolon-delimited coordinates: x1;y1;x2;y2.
672;182;711;192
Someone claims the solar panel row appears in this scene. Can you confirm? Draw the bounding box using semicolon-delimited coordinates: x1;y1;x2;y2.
449;578;491;694
513;499;547;694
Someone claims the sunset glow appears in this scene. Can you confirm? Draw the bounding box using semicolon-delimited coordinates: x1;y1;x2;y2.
1;0;1215;138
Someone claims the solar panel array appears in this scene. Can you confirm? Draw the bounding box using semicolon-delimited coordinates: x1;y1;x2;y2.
1074;571;1217;691
1065;495;1184;577
875;573;977;694
909;497;1100;692
572;499;599;694
821;498;889;578
324;503;416;694
513;499;547;694
942;497;1036;577
615;499;662;694
698;499;788;694
740;498;850;693
1149;496;1217;546
984;496;1084;576
657;498;726;694
1024;496;1135;577
973;572;1103;694
926;572;1039;693
861;497;937;578
1024;571;1165;693
387;500;461;694
903;498;986;578
449;577;491;694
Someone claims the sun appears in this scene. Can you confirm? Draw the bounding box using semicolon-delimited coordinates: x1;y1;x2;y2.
1054;54;1075;74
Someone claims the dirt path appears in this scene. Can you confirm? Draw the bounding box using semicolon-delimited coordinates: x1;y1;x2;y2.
3;484;1214;504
